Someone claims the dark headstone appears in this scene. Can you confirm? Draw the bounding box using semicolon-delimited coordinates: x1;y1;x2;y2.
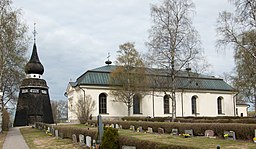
158;128;164;134
97;115;104;144
137;126;143;132
72;134;77;144
224;131;236;140
59;132;64;139
185;129;194;137
171;129;178;135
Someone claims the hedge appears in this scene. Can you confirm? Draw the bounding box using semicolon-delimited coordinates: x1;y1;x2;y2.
35;122;200;149
88;120;256;140
121;116;256;124
35;122;97;140
118;136;199;149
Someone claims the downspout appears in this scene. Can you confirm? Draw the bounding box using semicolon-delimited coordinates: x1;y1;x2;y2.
181;90;184;117
152;90;155;118
78;86;86;113
78;86;86;102
233;92;239;116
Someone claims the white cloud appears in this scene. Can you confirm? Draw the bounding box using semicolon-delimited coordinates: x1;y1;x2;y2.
14;0;235;100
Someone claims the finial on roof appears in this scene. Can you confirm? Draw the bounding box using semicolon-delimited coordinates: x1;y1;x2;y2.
105;52;112;65
186;63;191;72
32;23;37;43
25;23;44;75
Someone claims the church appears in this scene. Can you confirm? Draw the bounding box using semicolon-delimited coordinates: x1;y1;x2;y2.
66;62;248;122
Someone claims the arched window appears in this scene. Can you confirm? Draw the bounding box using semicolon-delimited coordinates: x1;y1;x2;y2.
191;96;197;115
99;93;107;114
217;97;223;114
133;94;141;114
164;95;170;114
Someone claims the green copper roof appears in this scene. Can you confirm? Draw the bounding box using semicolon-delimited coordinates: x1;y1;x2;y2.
71;65;234;91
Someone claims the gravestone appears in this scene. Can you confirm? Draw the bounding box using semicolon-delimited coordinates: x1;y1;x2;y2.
130;125;135;132
50;127;53;134
122;146;136;149
86;136;92;148
164;120;171;122
59;132;64;139
147;127;153;133
115;124;119;129
205;130;214;137
92;139;96;148
120;125;122;129
72;134;77;144
51;127;55;136
171;129;178;135
47;127;50;133
97;115;104;144
55;130;59;138
224;131;236;140
138;126;143;132
185;129;194;137
79;134;85;146
111;124;115;128
158;128;164;134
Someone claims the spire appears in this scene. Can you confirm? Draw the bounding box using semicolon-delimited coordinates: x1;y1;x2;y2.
25;24;44;75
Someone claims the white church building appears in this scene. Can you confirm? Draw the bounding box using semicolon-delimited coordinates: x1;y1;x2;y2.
66;64;248;122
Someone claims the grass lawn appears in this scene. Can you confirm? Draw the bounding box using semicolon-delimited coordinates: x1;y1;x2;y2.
20;124;256;149
20;127;79;149
0;131;7;148
118;129;256;149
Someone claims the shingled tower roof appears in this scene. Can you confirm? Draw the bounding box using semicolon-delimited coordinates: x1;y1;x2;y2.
25;43;44;75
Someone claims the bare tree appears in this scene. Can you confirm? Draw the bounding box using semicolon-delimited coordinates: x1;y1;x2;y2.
216;0;256;111
147;0;203;121
51;100;68;123
0;0;28;110
75;95;95;124
110;42;147;116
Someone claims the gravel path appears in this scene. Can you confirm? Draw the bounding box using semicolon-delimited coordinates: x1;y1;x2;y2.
3;127;29;149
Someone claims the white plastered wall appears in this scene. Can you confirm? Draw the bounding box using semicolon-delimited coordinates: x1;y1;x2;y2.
67;85;236;121
236;105;248;117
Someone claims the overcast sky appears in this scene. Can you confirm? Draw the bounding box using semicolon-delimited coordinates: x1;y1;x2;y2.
13;0;235;100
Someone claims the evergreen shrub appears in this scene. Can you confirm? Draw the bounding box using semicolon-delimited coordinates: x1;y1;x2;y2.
101;127;119;149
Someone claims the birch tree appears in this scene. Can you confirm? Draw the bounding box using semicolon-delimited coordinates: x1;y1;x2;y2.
147;0;202;121
110;42;147;116
0;0;28;109
216;0;256;111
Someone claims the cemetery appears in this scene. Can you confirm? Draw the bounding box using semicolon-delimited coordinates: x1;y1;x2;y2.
33;118;256;149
